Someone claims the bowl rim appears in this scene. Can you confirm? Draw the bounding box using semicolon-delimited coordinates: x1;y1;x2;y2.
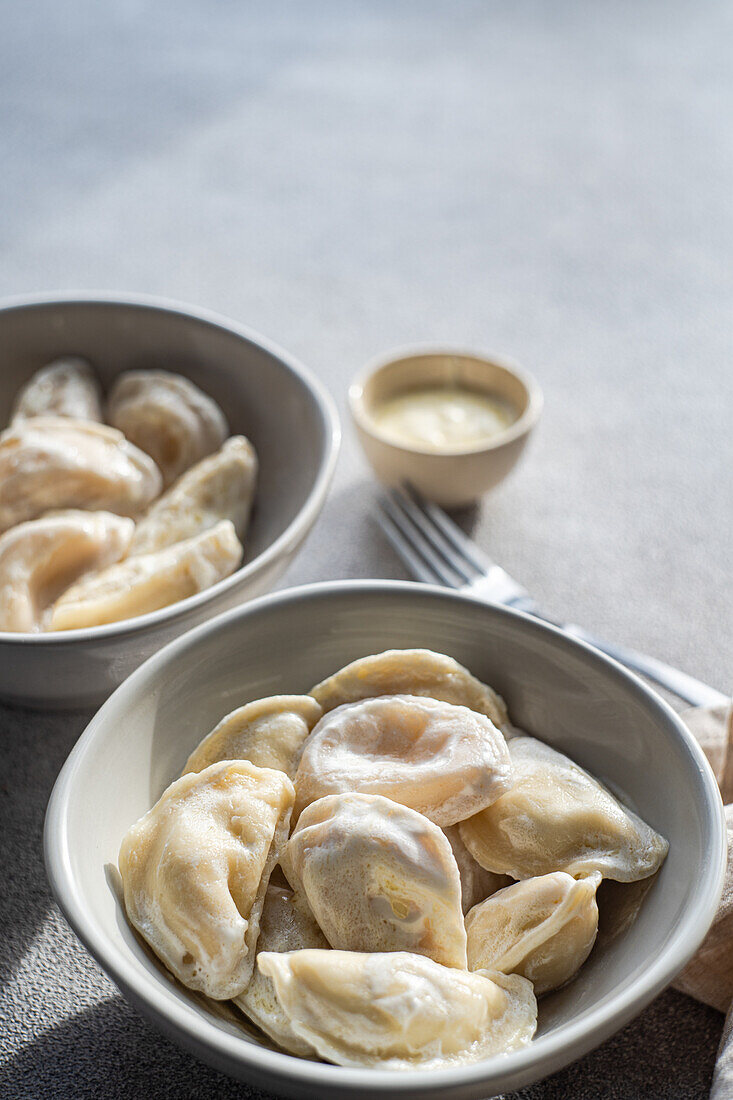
44;579;727;1094
348;344;543;458
0;290;341;645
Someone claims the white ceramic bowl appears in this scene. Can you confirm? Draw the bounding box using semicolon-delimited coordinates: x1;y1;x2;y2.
0;293;339;708
45;581;726;1100
349;347;542;506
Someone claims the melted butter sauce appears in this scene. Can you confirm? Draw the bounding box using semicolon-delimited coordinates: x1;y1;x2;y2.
372;387;516;451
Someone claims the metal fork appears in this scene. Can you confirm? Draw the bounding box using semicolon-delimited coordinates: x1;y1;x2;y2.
376;485;728;709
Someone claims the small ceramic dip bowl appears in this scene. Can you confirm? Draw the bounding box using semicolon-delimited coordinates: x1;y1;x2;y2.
349;347;543;506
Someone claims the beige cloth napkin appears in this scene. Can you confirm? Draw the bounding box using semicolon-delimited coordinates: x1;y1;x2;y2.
673;703;733;1098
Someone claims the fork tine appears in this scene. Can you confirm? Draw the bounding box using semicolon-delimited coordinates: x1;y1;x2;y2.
387;487;479;584
403;483;496;574
378;496;465;587
374;508;438;584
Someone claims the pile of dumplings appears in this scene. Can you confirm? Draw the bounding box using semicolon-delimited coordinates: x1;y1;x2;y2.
118;649;669;1071
0;357;257;631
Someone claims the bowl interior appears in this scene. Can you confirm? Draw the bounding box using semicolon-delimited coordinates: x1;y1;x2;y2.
0;297;334;568
47;583;725;1096
352;350;538;454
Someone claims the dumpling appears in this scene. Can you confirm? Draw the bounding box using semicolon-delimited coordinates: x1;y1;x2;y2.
443;825;510;914
107;369;228;486
234;884;328;1055
118;760;294;999
293;694;512;826
0;510;133;631
310;648;507;729
184;695;322;779
0;417;162;533
257;950;537;1069
48;519;241;629
459;736;669;881
129;436;258;555
465;872;601;995
11;357;103;423
281;793;467;967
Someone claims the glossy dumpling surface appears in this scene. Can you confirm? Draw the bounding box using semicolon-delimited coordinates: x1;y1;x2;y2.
0;510;133;632
108;369;228;486
294;693;512;826
0;417;162;533
48;519;241;629
129;435;258;555
466;871;601;995
281;793;467;967
234;884;328;1055
258;949;537;1069
459;736;669;881
118;760;294;999
443;825;509;914
11;357;103;423
184;695;322;779
311;648;508;729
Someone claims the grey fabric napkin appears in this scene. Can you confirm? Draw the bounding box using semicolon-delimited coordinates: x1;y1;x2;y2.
674;703;733;1098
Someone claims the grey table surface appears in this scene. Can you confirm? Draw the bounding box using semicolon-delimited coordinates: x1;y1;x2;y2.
1;1;732;1097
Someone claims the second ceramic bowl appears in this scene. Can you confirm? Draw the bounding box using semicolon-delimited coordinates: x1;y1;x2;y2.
0;293;340;708
45;581;725;1099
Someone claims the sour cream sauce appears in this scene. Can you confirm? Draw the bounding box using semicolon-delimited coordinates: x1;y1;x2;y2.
372;387;516;451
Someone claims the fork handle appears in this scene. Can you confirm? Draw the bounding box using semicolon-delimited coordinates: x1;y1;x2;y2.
509;598;729;709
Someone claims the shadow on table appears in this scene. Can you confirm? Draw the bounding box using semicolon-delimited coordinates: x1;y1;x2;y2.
2;996;277;1100
514;988;721;1100
279;479;483;590
0;701;94;992
2;989;721;1100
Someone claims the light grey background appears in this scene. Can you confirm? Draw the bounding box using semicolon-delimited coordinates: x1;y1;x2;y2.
1;1;731;1097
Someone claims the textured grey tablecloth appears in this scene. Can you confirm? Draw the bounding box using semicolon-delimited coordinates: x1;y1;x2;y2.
1;1;732;1097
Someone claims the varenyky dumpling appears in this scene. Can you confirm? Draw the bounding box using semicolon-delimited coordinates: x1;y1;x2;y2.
294;694;512;826
0;510;133;632
0;417;162;534
443;825;510;914
11;357;103;423
129;435;258;555
465;872;602;995
310;648;508;729
258;950;537;1069
459;736;669;881
48;519;241;629
118;760;294;999
281;793;467;967
234;884;329;1055
184;695;322;779
108;369;228;486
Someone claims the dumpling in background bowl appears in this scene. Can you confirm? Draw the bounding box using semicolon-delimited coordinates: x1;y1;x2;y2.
129;435;258;555
0;417;162;533
11;356;103;423
48;520;242;630
107;369;228;486
0;510;133;632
